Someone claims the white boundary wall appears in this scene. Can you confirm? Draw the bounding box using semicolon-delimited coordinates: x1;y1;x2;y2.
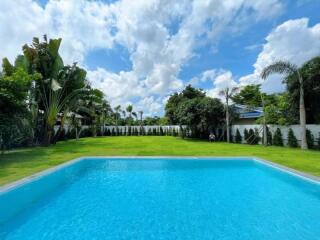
54;125;182;134
104;125;181;133
231;124;320;145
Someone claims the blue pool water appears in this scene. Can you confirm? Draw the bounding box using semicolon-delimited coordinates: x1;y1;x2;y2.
0;158;319;240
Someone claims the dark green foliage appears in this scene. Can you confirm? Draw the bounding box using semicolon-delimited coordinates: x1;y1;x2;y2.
70;128;77;139
111;128;116;136
80;128;91;138
160;127;164;136
57;128;67;141
0;115;32;153
235;129;242;143
306;129;314;149
127;126;131;136
165;85;224;139
267;127;273;145
172;128;177;137
232;84;262;107
247;128;259;145
273;128;283;146
244;129;249;143
287;128;298;148
147;128;152;136
179;126;186;139
152;128;157;136
104;128;111;136
317;132;320;150
286;57;320;124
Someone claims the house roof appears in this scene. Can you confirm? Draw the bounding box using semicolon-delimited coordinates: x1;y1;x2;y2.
234;104;263;119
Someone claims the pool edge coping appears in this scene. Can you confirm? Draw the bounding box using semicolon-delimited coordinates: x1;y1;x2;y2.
1;156;319;194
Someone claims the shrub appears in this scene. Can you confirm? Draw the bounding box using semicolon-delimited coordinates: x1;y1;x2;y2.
273;128;283;146
287;128;298;148
267;127;273;145
80;128;90;138
111;128;116;136
179;126;186;139
160;127;164;136
128;126;132;136
244;128;249;143
306;129;314;149
152;128;156;136
247;128;259;145
235;129;242;143
172;128;177;137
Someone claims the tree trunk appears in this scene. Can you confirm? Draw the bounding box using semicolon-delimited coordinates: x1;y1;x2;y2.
43;127;52;147
226;96;230;143
262;98;267;146
75;128;78;140
298;73;307;149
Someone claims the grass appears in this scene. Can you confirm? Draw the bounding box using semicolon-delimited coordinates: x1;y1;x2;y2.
0;136;320;186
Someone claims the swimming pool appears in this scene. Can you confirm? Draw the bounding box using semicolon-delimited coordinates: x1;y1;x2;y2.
0;157;319;240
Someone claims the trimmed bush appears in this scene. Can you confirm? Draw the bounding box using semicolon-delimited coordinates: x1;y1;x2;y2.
128;126;132;136
235;129;242;143
179;126;186;139
160;127;164;136
244;128;249;143
172;128;177;137
287;128;298;148
317;132;320;150
306;129;314;149
111;128;116;136
273;128;283;146
267;127;273;145
247;128;259;145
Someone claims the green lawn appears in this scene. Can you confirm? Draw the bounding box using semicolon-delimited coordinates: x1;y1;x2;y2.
0;136;320;186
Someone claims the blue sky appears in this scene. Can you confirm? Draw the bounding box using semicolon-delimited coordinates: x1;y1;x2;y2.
1;0;320;116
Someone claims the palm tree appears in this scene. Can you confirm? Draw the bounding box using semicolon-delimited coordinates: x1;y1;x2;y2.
114;105;121;126
132;112;138;121
219;87;238;143
261;61;307;149
138;111;143;126
126;104;133;118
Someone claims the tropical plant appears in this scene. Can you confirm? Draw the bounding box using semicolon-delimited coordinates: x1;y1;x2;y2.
261;61;307;149
219;87;238;143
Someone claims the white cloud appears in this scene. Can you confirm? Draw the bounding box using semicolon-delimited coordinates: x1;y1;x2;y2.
240;18;320;93
0;0;285;115
206;70;238;100
0;0;114;64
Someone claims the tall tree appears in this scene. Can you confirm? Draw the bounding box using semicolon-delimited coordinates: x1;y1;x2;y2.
261;61;307;149
232;84;262;107
114;105;121;126
286;56;320;124
138;111;143;126
219;87;238;143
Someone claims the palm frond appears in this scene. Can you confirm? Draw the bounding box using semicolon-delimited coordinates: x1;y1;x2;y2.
261;61;298;79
